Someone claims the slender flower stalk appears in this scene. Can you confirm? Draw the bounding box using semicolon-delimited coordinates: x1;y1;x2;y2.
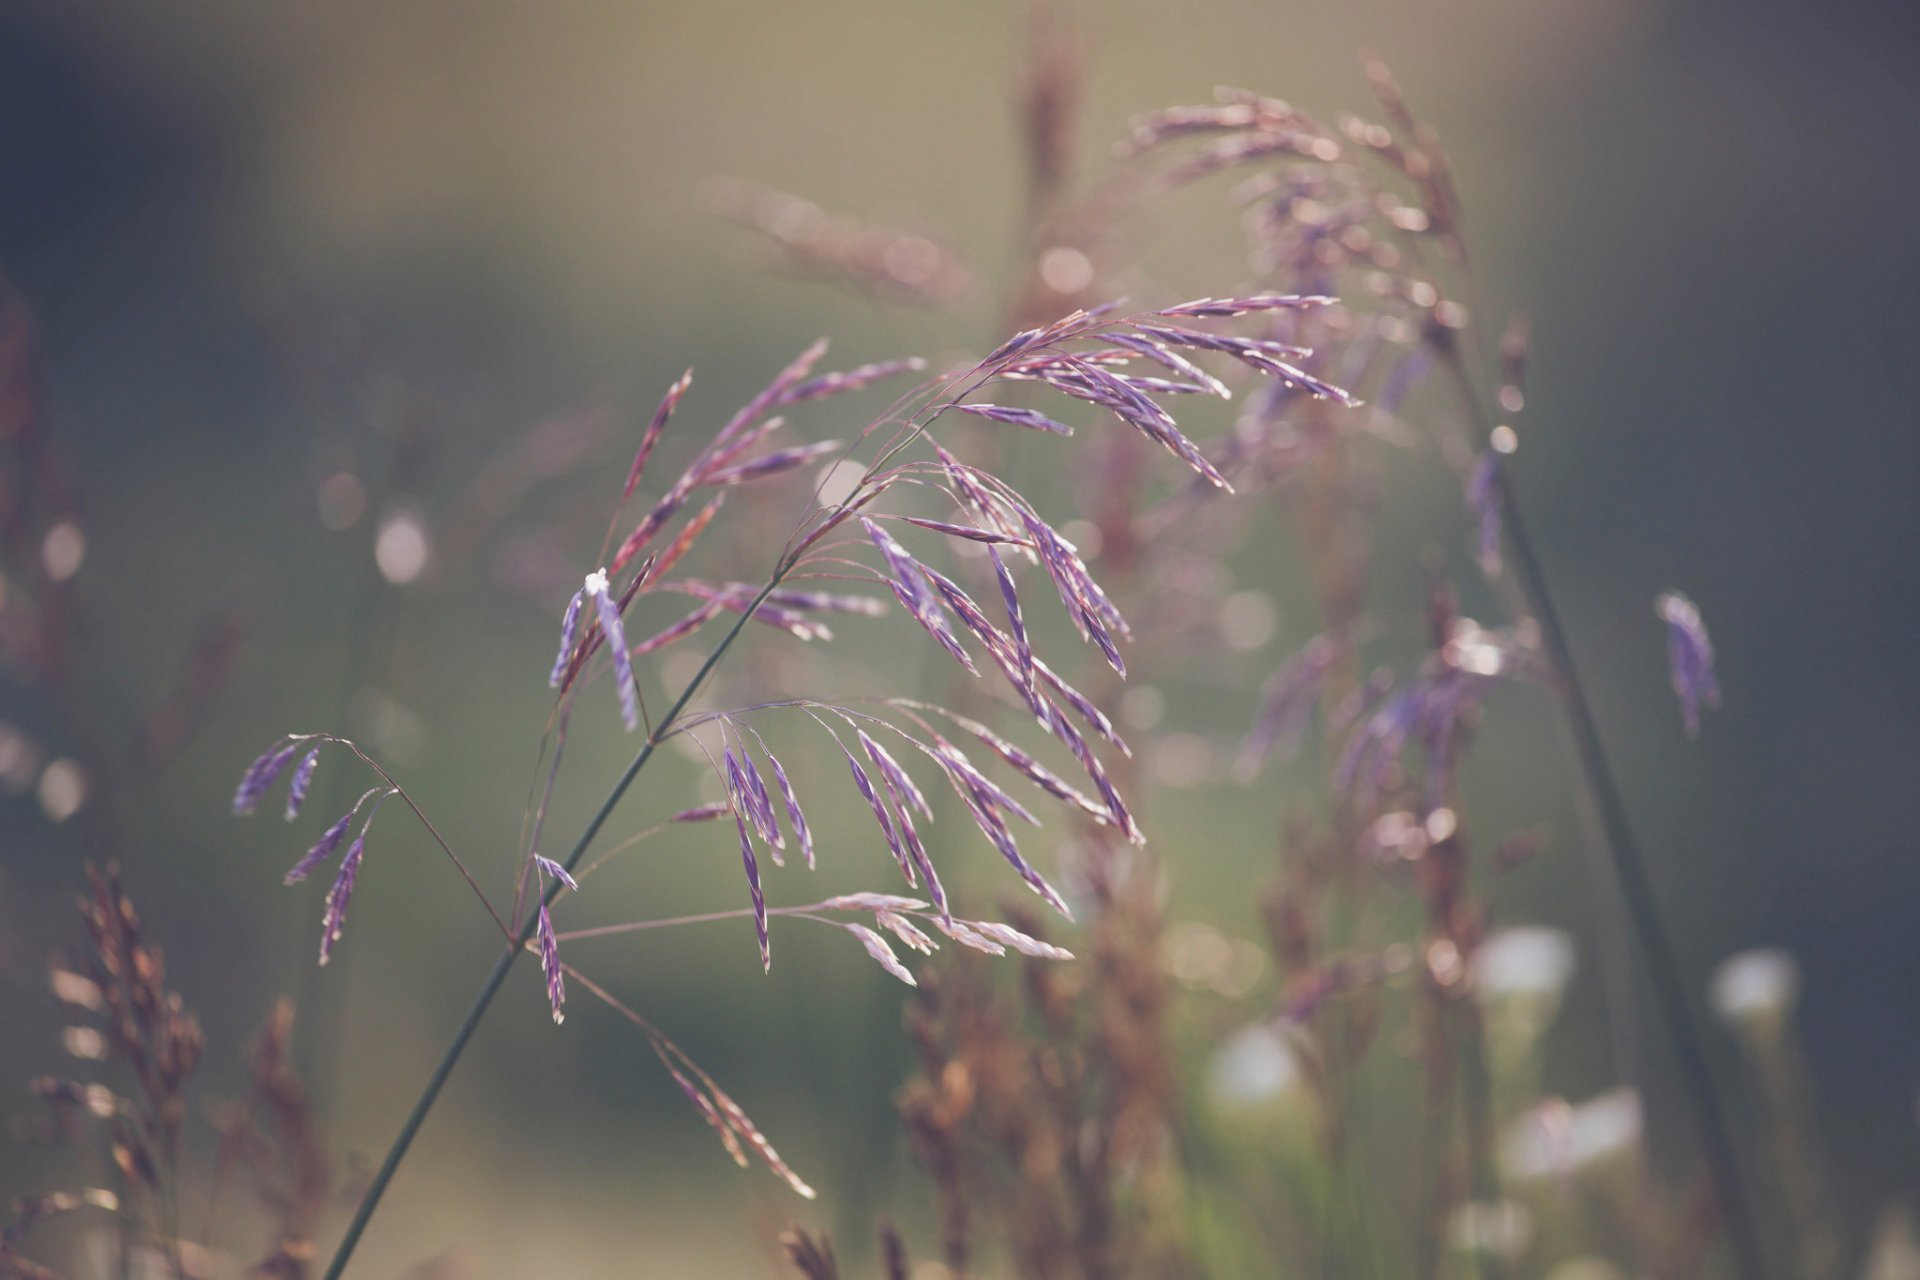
1490;461;1766;1280
318;575;785;1280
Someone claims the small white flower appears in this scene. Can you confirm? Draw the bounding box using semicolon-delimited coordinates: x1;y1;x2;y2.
1709;948;1799;1029
1208;1022;1299;1108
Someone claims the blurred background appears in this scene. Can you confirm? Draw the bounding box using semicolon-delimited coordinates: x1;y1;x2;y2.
0;0;1916;1275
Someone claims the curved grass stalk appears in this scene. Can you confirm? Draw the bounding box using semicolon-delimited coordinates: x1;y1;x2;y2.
318;572;783;1280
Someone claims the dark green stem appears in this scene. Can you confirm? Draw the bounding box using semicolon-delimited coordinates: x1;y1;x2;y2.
1493;468;1767;1280
319;573;785;1279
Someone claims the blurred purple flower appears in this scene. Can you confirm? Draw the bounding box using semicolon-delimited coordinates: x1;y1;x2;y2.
1657;591;1720;737
1468;453;1502;573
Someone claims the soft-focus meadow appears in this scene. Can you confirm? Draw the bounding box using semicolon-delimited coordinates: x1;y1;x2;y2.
1;2;1917;1277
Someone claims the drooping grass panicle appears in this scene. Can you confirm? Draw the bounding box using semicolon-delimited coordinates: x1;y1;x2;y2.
271;291;1362;1272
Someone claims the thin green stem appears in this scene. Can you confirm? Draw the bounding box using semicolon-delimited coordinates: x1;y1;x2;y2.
318;571;786;1279
1492;466;1768;1280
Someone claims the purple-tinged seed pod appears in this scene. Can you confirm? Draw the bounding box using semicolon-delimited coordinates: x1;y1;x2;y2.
842;744;911;884
1117;373;1211;396
762;748;813;870
584;570;639;732
890;785;946;923
895;516;1031;546
622;370;693;503
982;325;1045;366
537;903;566;1024
921;568;1017;674
548;587;586;687
858;731;930;820
989;549;1036;696
702;439;844;488
819;891;927;913
670;801;732;823
284;748;320;821
233;741;300;815
951;402;1074;435
970;920;1074;961
861;518;977;676
733;807;769;973
1032;657;1128;755
936;917;1006;956
951;781;1071;917
764;586;887;615
933;739;1039;826
950;714;1110;825
318;836;366;966
1155;293;1332;317
1105;332;1231;398
847;923;916;986
284;810;354;885
1043;699;1142;845
633;602;724;657
875;910;936;955
726;746;782;858
775;357;926;407
534;854;578;892
1657;591;1721;738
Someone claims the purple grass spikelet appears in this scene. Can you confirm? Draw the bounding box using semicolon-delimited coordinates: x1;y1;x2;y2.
548;587;586;687
284;747;320;821
584;569;640;732
970;920;1075;961
534;854;579;893
537;903;566;1024
846;923;917;986
733;806;770;973
762;747;814;870
842;741;910;883
875;910;937;955
233;740;299;815
1657;591;1721;738
284;809;354;885
952;402;1075;435
318;836;366;966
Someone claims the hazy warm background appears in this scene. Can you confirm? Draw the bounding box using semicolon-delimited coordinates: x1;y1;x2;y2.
1;1;1916;1275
